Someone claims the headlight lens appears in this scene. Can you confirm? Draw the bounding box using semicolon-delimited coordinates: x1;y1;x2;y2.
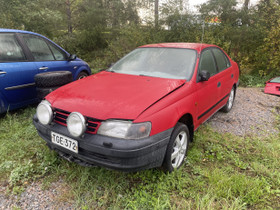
36;100;53;125
97;120;151;139
67;112;86;137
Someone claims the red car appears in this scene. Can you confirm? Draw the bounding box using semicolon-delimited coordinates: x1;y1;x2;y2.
264;77;280;96
33;43;239;172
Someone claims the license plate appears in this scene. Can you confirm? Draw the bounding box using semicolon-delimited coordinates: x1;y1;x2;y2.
51;132;78;153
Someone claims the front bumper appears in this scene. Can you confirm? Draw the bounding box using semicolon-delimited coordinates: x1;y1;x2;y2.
33;114;172;171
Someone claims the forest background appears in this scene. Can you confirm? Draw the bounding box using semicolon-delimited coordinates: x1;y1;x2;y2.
1;0;280;86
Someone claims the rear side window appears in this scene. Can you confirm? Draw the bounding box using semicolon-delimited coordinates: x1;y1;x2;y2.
0;33;26;62
199;49;217;76
22;35;55;61
212;48;230;72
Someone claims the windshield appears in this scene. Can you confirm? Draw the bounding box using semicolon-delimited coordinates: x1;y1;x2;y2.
108;48;197;80
270;77;280;83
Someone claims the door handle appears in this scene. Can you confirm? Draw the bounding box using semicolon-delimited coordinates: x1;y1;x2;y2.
39;67;48;70
217;82;221;87
0;71;7;75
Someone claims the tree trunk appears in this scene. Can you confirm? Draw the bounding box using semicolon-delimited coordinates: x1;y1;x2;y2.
155;0;159;28
243;0;250;10
66;0;72;33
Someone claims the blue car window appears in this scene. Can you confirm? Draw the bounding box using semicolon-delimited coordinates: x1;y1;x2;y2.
22;35;55;61
49;43;67;60
0;33;26;62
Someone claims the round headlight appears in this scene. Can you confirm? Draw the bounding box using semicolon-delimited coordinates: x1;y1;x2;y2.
67;112;86;137
36;100;53;125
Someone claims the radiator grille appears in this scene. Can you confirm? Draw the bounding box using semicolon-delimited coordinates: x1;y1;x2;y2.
54;109;101;134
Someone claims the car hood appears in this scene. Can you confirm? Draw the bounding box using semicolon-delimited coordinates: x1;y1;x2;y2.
46;71;185;120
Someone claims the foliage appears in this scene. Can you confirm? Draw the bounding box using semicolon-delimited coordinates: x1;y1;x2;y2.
0;0;280;80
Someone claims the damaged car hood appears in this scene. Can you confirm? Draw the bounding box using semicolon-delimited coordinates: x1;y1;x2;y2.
46;71;185;120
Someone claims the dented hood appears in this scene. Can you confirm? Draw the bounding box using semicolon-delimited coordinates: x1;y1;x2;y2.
46;71;185;120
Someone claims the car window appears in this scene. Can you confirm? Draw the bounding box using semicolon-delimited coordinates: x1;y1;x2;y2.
0;33;26;62
270;77;280;83
22;35;55;61
212;48;230;72
199;49;217;76
48;43;67;60
109;48;197;80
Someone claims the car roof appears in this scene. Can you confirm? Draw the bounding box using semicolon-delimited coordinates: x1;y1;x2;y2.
0;28;42;36
0;28;70;55
139;43;218;53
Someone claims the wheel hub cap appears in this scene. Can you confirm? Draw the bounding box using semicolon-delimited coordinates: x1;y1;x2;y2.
171;131;188;169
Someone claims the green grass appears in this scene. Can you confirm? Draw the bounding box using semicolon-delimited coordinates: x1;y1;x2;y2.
0;107;279;209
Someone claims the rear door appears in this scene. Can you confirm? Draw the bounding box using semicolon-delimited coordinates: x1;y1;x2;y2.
0;33;38;104
211;48;233;102
19;34;78;78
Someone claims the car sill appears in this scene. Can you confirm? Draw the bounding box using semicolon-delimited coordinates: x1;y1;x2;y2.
197;93;230;120
5;83;36;90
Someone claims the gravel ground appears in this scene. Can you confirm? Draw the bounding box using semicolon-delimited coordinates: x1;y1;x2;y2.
0;179;74;209
207;87;279;136
0;87;279;209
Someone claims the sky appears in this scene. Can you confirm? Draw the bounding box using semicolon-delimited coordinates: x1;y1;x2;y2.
139;0;260;22
188;0;260;13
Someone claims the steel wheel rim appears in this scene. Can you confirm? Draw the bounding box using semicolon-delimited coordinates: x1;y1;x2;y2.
228;88;234;109
78;75;86;80
171;131;188;169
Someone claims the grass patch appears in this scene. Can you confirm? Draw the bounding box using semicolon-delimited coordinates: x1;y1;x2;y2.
0;107;279;208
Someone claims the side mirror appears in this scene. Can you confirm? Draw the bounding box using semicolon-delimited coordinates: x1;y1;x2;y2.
68;54;77;61
199;70;210;81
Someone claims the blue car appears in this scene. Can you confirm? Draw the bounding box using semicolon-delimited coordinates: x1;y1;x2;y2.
0;29;91;113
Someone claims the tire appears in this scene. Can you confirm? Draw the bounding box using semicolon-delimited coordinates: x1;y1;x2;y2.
162;123;190;172
221;86;236;113
77;71;88;80
34;71;73;88
36;86;60;100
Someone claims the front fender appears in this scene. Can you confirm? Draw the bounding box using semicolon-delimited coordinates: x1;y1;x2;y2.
73;66;92;80
135;84;197;136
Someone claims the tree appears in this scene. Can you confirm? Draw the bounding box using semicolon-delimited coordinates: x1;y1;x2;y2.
253;0;280;74
199;0;238;25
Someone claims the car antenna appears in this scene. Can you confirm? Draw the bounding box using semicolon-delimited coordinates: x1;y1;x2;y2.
199;20;205;55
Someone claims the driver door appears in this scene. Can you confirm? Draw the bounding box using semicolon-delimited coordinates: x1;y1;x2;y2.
194;48;220;124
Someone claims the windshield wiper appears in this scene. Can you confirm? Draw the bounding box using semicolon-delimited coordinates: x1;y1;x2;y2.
106;70;115;73
139;74;156;77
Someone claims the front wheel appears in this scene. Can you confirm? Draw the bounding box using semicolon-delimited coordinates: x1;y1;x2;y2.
77;72;88;80
221;86;236;113
162;123;190;172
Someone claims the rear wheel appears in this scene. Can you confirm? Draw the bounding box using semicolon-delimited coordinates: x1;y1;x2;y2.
221;86;236;113
162;123;190;172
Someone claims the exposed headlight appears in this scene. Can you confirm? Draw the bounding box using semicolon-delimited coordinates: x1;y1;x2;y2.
97;120;151;139
67;112;86;137
36;100;53;125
